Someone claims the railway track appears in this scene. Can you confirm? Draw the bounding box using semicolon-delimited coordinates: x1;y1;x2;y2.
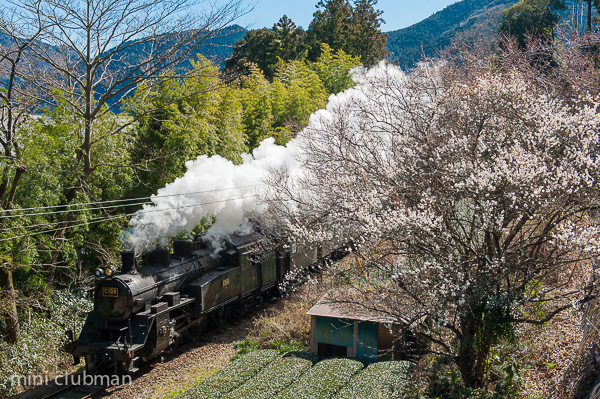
18;367;148;399
39;380;106;399
17;326;233;399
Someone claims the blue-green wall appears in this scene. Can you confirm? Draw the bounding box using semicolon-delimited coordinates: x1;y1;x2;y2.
357;321;378;361
314;316;380;362
315;317;354;347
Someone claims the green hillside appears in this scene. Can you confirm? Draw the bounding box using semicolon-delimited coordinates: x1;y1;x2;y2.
386;0;518;68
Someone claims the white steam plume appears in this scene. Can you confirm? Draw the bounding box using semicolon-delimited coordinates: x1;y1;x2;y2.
125;137;299;253
125;62;402;252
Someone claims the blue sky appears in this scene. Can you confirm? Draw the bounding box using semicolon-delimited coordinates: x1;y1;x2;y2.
232;0;460;32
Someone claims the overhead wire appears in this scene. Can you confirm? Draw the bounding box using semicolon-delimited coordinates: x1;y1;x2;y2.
0;214;132;243
0;194;259;242
0;200;153;220
0;213;125;233
0;183;265;219
0;184;263;234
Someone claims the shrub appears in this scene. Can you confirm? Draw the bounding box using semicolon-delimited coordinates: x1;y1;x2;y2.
274;358;363;399
222;356;312;399
282;351;318;364
250;302;311;349
233;338;306;360
0;290;92;396
232;340;261;360
178;350;280;398
335;361;412;399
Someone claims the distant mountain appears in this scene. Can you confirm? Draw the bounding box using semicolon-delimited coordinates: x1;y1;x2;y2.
106;24;247;72
0;25;246;108
177;24;247;65
97;25;246;107
386;0;519;68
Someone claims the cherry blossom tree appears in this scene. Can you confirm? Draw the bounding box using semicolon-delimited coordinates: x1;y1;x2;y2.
263;59;600;388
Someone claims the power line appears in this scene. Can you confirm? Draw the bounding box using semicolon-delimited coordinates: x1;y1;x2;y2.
0;210;140;233
0;200;152;220
0;214;132;243
0;192;260;232
0;194;259;243
0;184;264;220
0;184;264;212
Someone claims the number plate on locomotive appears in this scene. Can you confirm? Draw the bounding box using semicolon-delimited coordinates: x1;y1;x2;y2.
102;287;118;297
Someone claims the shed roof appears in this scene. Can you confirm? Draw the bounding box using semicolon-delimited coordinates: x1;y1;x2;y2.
306;289;417;325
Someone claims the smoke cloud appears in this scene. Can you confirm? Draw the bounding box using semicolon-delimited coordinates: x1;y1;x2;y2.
124;62;402;252
124;137;300;252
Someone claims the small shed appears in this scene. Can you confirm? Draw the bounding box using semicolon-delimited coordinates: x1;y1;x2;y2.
307;292;418;362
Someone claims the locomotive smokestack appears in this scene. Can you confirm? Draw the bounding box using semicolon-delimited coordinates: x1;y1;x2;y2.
121;251;137;274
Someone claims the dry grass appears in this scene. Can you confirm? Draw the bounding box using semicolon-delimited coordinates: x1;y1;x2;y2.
244;275;328;349
515;260;600;399
248;300;312;348
517;307;600;399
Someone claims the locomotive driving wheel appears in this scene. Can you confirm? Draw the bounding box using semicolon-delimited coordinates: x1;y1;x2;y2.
210;305;229;327
183;321;205;341
84;354;99;373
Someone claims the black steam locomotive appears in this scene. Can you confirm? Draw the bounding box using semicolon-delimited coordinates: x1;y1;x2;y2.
67;231;339;373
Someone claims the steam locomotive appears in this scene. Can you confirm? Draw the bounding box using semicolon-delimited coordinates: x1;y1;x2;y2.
66;231;340;373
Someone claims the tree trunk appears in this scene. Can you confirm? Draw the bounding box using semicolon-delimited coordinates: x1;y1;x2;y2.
3;165;27;209
0;266;20;344
46;113;93;285
588;0;593;32
47;225;69;286
457;314;489;388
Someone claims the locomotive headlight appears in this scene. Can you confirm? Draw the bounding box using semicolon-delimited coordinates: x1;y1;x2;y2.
94;268;104;278
105;265;116;278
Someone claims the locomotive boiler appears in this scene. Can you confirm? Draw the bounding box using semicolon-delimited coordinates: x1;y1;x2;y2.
67;231;332;373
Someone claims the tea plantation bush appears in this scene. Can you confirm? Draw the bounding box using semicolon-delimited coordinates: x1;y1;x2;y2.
335;360;412;399
222;356;312;399
0;291;92;396
179;350;280;398
274;358;363;399
281;351;318;364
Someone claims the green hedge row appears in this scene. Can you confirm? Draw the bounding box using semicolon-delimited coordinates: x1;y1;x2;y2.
178;350;281;399
222;356;312;399
274;358;364;399
178;351;412;399
334;361;411;399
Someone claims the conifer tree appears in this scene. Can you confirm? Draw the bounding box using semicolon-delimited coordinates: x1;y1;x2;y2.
348;0;387;65
307;0;353;59
500;0;567;49
307;0;387;63
225;15;307;80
